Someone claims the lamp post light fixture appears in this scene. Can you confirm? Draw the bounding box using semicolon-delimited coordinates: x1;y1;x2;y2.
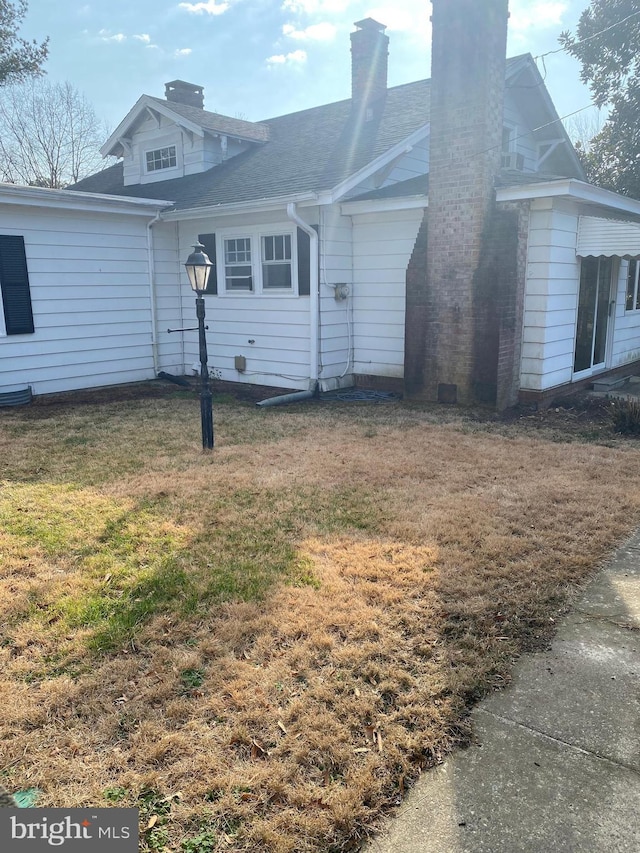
184;243;214;450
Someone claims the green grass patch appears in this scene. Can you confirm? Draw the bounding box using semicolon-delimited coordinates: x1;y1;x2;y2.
1;479;383;663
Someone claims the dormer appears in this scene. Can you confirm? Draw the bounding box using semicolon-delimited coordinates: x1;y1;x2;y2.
100;80;270;187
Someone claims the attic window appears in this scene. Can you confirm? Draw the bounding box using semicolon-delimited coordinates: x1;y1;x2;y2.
145;145;177;172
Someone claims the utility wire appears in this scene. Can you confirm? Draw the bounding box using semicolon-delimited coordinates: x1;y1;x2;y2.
507;7;640;90
534;8;640;61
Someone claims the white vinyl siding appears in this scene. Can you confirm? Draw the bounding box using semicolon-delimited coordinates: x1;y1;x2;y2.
520;199;640;392
520;201;582;392
611;258;640;369
176;215;311;391
351;208;423;379
319;207;352;387
0;204;159;396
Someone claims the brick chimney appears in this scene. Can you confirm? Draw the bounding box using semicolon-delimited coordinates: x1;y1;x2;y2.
350;18;389;116
165;80;204;109
405;0;509;405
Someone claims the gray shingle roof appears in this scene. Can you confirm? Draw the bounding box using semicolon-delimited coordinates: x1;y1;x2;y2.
347;174;428;201
147;96;271;143
70;55;575;212
70;79;431;210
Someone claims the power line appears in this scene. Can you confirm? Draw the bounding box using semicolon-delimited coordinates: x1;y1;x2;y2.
535;7;640;61
507;7;640;91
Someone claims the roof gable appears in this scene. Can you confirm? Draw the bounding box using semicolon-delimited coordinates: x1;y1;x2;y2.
101;95;270;159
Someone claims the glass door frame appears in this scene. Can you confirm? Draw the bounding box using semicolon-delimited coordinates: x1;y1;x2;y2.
573;255;617;381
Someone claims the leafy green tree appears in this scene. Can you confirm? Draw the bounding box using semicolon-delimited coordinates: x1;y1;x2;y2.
0;0;48;86
560;0;640;197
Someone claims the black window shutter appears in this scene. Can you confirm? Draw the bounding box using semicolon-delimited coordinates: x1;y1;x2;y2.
297;226;318;296
0;235;34;335
198;233;217;295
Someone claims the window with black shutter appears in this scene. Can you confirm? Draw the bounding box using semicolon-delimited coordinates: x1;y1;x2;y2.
0;235;34;335
197;233;218;294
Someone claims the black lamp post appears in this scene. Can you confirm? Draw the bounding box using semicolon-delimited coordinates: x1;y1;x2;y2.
184;243;214;450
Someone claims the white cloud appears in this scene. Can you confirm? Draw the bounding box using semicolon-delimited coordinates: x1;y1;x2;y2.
283;21;337;40
509;1;567;31
175;48;193;56
98;29;126;43
266;49;308;65
366;7;412;31
178;0;230;14
282;0;349;13
133;33;151;43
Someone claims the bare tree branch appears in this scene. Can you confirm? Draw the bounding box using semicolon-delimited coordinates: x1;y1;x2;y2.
0;79;112;187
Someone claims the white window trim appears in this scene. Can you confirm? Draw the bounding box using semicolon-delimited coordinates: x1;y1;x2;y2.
139;135;183;183
501;123;517;155
216;226;299;296
144;144;178;175
624;258;640;313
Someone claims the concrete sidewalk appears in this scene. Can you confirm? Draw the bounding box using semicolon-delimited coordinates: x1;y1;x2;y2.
366;532;640;852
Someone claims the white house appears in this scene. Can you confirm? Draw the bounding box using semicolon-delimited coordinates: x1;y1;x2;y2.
3;5;640;408
0;185;169;397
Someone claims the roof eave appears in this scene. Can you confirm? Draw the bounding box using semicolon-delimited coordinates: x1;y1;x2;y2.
322;124;430;204
497;179;640;216
160;191;319;221
0;182;173;214
341;196;427;215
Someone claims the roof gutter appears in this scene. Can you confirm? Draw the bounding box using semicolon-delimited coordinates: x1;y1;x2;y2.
162;192;318;222
0;182;172;214
497;179;640;217
287;202;319;386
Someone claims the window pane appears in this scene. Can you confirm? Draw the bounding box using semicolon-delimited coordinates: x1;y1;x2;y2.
226;265;253;290
226;238;250;263
593;257;612;366
626;260;636;311
263;263;292;289
146;146;176;172
574;257;599;372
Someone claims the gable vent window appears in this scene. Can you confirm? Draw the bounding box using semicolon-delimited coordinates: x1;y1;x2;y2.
146;145;177;172
0;235;34;336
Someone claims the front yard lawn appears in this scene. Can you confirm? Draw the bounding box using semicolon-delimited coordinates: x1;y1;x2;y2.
1;387;639;852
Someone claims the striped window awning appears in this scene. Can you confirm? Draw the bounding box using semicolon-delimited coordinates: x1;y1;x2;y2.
577;216;640;257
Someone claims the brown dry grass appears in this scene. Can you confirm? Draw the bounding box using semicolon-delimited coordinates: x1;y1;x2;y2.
1;388;640;852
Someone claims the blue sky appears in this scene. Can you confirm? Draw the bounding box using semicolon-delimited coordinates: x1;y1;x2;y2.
21;0;599;137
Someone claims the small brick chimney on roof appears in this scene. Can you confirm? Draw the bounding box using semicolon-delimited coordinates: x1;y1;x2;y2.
165;80;204;110
350;18;389;116
405;0;512;406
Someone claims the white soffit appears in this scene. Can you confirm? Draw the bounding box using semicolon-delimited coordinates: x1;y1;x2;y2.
577;216;640;258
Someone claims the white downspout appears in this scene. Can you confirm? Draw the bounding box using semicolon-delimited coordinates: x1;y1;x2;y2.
287;202;319;388
147;211;162;375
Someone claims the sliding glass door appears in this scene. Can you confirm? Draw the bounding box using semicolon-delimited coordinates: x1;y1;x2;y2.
574;256;614;376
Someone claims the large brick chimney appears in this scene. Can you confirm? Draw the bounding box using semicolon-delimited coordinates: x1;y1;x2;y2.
405;0;510;405
350;18;389;118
